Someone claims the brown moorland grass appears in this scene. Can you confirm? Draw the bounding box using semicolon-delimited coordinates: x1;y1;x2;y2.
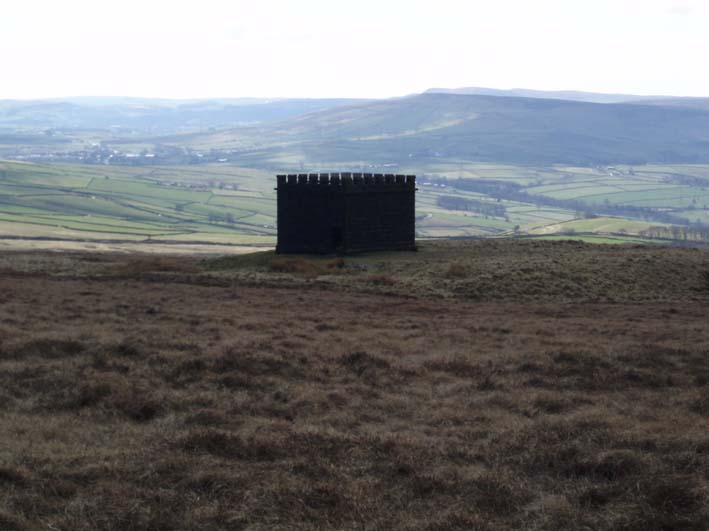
0;240;708;529
206;239;709;302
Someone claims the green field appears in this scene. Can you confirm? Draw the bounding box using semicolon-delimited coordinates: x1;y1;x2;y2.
0;161;278;247
0;160;573;244
529;234;658;245
528;216;659;236
1;160;708;249
525;165;709;210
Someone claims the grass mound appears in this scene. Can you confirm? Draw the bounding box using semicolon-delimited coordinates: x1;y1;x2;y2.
202;239;709;302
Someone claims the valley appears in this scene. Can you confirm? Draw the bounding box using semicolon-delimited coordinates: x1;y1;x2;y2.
1;158;709;253
3;91;709;252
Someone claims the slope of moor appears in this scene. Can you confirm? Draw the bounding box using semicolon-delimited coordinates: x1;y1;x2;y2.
1;240;709;530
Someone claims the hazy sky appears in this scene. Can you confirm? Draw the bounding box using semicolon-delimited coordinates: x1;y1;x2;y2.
1;0;707;99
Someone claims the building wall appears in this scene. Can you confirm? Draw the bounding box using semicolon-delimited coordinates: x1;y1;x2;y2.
276;173;416;254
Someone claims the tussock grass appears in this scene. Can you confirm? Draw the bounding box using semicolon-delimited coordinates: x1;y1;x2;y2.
268;256;347;278
365;273;396;286
205;239;709;303
269;257;322;277
112;255;200;275
1;241;709;529
445;262;467;278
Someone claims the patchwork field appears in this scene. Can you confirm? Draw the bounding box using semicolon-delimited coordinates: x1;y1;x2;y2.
524;164;709;210
0;162;278;246
2;160;709;250
1;240;709;530
528;217;658;236
0;161;572;245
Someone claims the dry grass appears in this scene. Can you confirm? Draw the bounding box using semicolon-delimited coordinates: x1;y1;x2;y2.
445;262;468;278
1;241;709;529
268;257;346;278
207;239;709;303
269;257;323;276
112;255;201;275
365;273;396;286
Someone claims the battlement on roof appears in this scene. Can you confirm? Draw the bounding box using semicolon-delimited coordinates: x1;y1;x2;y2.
276;173;416;187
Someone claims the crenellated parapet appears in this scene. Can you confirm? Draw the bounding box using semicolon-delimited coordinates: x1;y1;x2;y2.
277;173;416;187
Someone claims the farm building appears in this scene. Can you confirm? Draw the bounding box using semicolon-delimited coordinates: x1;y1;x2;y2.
276;173;416;254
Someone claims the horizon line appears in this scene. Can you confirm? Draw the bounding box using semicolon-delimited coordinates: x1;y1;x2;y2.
1;87;706;102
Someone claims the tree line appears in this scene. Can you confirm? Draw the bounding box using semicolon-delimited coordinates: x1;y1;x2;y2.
640;225;709;243
436;195;507;218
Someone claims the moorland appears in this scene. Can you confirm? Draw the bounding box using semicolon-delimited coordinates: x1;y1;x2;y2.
1;239;709;530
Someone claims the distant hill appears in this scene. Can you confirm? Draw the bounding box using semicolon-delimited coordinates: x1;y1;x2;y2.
424;87;668;104
0;97;364;133
167;93;709;166
627;97;709;111
6;91;709;167
426;87;709;111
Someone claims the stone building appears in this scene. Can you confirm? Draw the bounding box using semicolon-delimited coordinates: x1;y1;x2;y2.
276;172;416;254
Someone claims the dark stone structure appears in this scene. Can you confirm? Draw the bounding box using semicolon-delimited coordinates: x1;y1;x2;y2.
276;172;416;254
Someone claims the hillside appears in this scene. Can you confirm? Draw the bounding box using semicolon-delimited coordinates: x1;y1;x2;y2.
162;93;709;166
1;240;709;530
6;92;709;167
424;86;667;104
628;97;709;112
0;97;363;134
206;239;709;302
426;88;709;112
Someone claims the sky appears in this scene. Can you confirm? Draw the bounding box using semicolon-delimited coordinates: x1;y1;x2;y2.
1;0;708;100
